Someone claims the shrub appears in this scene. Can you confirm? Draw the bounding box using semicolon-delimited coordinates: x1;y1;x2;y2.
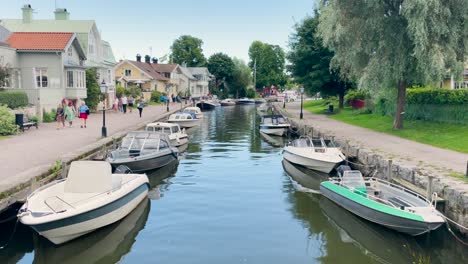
0;105;18;135
116;85;125;98
0;91;29;109
86;68;101;111
345;90;369;105
124;85;142;98
42;108;57;123
246;88;256;98
28;115;39;123
151;91;162;102
406;88;468;105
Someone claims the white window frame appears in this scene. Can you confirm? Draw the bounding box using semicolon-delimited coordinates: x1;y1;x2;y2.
67;47;73;57
125;69;132;77
66;70;74;88
35;68;48;88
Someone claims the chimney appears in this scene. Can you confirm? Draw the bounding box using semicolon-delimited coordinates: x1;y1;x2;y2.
54;8;70;20
21;4;33;23
152;57;158;64
144;55;151;63
136;54;141;62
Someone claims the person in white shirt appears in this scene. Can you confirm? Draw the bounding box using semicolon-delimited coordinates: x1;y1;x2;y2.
121;95;128;114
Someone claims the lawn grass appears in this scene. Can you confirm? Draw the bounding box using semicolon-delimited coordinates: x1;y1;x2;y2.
0;136;10;140
303;100;468;153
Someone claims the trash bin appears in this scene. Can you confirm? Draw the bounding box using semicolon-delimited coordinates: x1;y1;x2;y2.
15;113;24;127
328;105;334;113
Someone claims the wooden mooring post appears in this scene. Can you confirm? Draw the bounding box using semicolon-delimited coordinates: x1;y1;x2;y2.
387;159;393;181
426;175;434;200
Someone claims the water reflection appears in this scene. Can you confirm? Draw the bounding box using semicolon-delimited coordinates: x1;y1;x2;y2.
282;159;328;192
32;198;150;264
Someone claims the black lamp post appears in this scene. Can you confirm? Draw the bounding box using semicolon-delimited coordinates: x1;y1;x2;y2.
300;87;304;119
99;81;108;138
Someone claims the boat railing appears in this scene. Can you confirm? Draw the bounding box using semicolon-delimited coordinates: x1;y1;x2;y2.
27;179;66;200
337;180;403;209
370;178;433;205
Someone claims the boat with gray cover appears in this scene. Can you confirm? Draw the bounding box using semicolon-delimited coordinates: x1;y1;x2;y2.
107;131;178;172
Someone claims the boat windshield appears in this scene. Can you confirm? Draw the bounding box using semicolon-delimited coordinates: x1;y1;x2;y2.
120;132;162;151
292;137;312;147
341;171;366;189
171;126;180;133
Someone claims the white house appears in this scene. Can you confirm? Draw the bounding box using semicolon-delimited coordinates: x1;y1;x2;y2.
187;67;212;98
2;32;87;113
0;4;117;106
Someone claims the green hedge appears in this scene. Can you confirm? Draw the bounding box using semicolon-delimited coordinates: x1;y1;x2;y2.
151;91;162;102
406;88;468;105
0;91;29;109
0;105;18;135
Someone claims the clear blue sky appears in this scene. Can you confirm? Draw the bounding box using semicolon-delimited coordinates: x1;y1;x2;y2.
0;0;316;63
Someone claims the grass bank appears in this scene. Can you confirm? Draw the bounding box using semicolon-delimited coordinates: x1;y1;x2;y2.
304;100;468;153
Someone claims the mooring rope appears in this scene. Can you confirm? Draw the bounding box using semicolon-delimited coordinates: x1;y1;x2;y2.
0;218;19;250
436;212;468;247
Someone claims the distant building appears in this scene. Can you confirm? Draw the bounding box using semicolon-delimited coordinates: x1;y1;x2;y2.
115;55;201;99
0;4;117;105
187;67;212;98
442;67;468;89
2;32;87;112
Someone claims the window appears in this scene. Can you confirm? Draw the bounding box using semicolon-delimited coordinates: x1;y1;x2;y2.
0;68;11;88
67;47;73;57
35;68;48;88
67;71;74;87
164;73;170;78
125;69;132;77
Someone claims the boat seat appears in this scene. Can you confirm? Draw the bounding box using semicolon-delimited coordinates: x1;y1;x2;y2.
388;197;413;209
112;174;122;190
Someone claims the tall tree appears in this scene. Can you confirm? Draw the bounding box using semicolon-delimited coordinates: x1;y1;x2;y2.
318;0;467;129
229;58;252;98
170;35;206;67
248;41;287;89
207;53;235;92
288;14;351;108
85;68;101;111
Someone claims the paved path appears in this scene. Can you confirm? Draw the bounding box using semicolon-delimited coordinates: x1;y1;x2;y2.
281;102;468;175
0;103;185;190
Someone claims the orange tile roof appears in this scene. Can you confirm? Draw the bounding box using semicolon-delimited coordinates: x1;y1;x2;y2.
6;32;74;51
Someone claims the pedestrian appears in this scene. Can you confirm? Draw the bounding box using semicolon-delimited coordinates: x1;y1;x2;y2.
121;95;128;114
171;94;175;105
137;99;144;118
128;95;134;113
113;97;118;112
78;101;89;128
65;101;76;127
56;104;65;130
118;97;123;112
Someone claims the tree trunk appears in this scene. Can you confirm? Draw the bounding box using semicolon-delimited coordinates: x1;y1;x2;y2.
393;80;407;129
338;90;344;109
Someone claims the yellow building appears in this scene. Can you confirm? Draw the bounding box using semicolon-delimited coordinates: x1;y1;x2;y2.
442;66;468;89
115;56;169;101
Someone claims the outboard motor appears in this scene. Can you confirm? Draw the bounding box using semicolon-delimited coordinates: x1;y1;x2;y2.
114;165;133;174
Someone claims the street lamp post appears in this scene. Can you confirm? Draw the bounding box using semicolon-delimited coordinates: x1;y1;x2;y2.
300;87;304;120
99;81;108;138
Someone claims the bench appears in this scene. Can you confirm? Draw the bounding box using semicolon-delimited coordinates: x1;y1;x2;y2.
19;116;38;132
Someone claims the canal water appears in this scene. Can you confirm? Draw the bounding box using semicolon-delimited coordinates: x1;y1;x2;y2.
1;105;467;264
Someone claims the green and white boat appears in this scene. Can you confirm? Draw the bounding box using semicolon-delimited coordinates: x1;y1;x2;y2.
320;166;444;236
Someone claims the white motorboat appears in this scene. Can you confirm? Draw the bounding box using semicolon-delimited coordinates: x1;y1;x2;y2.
236;98;255;105
17;161;149;245
282;136;346;173
259;114;291;136
146;122;188;147
184;106;204;119
107;131;178;172
220;99;236;106
168;112;200;128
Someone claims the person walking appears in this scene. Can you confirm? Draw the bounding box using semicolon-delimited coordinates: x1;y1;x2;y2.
128;96;134;113
78;101;89;128
113;97;118;112
171;94;175;105
137;99;144;118
56;104;65;130
118;97;123;112
121;95;128;114
65;101;76;127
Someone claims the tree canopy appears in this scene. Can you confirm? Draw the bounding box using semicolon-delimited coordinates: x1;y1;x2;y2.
287;13;351;108
230;58;252;98
318;0;467;128
207;53;235;93
170;35;207;67
85;68;101;111
248;41;287;89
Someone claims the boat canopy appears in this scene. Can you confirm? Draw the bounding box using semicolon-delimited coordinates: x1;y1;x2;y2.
146;122;180;134
64;161;113;193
